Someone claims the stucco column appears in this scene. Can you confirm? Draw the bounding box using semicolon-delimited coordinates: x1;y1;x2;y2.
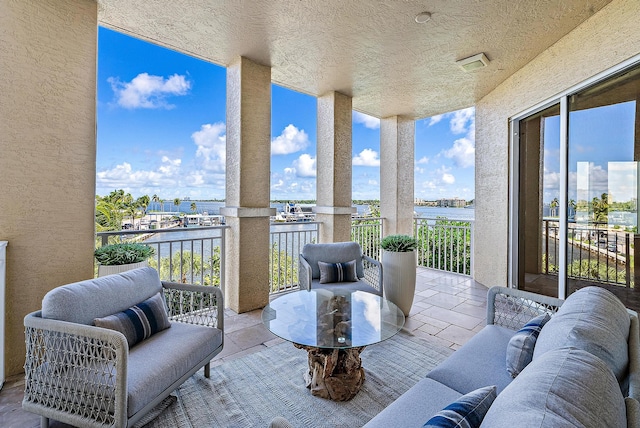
0;0;97;376
220;57;275;313
380;116;415;236
315;92;356;243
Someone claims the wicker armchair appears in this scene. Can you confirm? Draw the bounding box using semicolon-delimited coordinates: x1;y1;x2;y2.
298;241;383;295
23;268;223;428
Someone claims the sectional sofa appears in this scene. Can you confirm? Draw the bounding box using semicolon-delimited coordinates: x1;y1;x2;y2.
364;285;640;427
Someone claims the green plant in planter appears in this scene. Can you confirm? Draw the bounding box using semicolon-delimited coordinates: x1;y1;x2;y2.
380;234;418;252
94;243;155;266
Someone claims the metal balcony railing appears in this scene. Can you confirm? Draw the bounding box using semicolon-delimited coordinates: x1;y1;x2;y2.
269;222;319;293
97;215;476;297
413;217;474;276
96;226;228;287
542;220;633;287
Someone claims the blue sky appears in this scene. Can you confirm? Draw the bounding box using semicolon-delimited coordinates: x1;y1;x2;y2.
97;27;476;201
541;101;636;204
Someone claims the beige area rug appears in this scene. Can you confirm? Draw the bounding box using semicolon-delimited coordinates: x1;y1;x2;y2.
141;331;453;428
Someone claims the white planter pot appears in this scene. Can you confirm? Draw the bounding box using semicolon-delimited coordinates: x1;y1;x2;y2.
98;261;148;277
382;250;417;316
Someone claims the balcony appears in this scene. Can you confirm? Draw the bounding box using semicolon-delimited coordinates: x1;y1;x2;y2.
1;265;489;427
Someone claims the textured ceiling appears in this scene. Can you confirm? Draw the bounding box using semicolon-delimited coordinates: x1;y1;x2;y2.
97;0;612;119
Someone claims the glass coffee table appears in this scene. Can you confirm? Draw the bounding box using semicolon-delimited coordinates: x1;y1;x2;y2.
262;288;405;401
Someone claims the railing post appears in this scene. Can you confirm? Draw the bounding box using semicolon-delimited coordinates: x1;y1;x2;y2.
626;233;631;288
470;221;474;277
544;220;549;274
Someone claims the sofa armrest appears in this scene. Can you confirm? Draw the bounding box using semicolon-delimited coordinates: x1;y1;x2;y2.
162;281;224;332
23;311;128;428
628;310;640;401
487;286;563;330
362;254;383;293
298;254;312;291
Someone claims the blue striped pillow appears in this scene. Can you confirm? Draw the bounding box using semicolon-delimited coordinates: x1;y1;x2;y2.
318;260;358;283
94;292;171;348
424;385;497;428
506;313;551;378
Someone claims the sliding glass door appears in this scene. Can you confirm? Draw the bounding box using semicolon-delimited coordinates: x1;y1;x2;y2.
515;62;640;309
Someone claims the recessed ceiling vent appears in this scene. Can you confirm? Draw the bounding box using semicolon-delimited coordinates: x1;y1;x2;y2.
456;53;490;72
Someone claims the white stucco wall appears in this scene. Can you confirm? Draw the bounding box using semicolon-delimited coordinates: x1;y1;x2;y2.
0;0;97;376
474;0;640;287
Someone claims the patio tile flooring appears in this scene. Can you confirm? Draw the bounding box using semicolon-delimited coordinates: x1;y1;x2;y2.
0;267;488;428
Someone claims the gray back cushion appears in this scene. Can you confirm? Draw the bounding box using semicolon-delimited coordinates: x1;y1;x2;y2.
42;267;162;325
301;242;364;279
481;347;626;427
533;286;630;382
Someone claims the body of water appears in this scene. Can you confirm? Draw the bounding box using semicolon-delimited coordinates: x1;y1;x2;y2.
149;201;475;221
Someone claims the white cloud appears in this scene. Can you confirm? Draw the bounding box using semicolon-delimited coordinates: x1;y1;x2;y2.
108;73;191;109
271;124;310;155
442;173;455;184
415;166;425;174
96;156;183;188
443;137;475;168
368;179;378;185
292;154;316;177
416;156;430;164
192;122;226;173
353;111;380;129
352;149;380;166
450;107;475;134
428;115;444;126
436;165;455;185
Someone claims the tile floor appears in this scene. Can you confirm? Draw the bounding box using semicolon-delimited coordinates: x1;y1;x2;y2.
0;267;489;427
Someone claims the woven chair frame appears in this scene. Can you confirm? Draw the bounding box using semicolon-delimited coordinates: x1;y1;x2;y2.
23;282;223;428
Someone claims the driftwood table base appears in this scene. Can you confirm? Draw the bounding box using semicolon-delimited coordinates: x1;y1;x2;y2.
294;344;366;401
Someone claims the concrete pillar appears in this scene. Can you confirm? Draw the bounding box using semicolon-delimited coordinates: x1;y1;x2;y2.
0;0;97;376
380;116;415;236
220;57;275;313
315;92;356;243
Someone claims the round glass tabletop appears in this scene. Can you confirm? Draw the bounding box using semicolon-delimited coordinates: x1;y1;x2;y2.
262;289;405;349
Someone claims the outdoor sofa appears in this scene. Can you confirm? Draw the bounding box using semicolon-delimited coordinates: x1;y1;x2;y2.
23;267;224;428
364;285;640;427
298;242;382;296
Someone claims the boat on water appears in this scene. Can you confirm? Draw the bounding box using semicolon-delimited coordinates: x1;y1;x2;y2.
272;203;315;222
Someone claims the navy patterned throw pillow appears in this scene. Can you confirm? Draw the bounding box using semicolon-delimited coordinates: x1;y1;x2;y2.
424;385;497;428
318;259;358;283
94;292;171;348
506;313;551;378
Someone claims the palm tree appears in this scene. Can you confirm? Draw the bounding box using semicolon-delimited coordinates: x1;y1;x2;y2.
173;198;181;214
190;202;197;213
593;193;609;223
568;199;577;218
137;195;150;216
550;197;559;217
151;194;159;211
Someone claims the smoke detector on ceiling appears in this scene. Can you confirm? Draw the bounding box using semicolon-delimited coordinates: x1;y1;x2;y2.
456;53;490;72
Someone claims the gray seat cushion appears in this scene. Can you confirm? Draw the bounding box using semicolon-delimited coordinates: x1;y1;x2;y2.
426;325;515;394
127;322;223;417
533;286;630;383
481;347;627;427
301;242;364;279
310;279;380;295
42;267;162;325
363;378;462;427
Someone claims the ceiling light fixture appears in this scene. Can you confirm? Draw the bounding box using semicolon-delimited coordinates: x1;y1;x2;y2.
414;12;432;24
456;53;490;72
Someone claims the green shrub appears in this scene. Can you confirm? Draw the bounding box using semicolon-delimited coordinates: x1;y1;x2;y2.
94;243;155;265
381;234;418;252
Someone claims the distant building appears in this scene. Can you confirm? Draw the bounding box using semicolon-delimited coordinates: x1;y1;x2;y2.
438;198;466;208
